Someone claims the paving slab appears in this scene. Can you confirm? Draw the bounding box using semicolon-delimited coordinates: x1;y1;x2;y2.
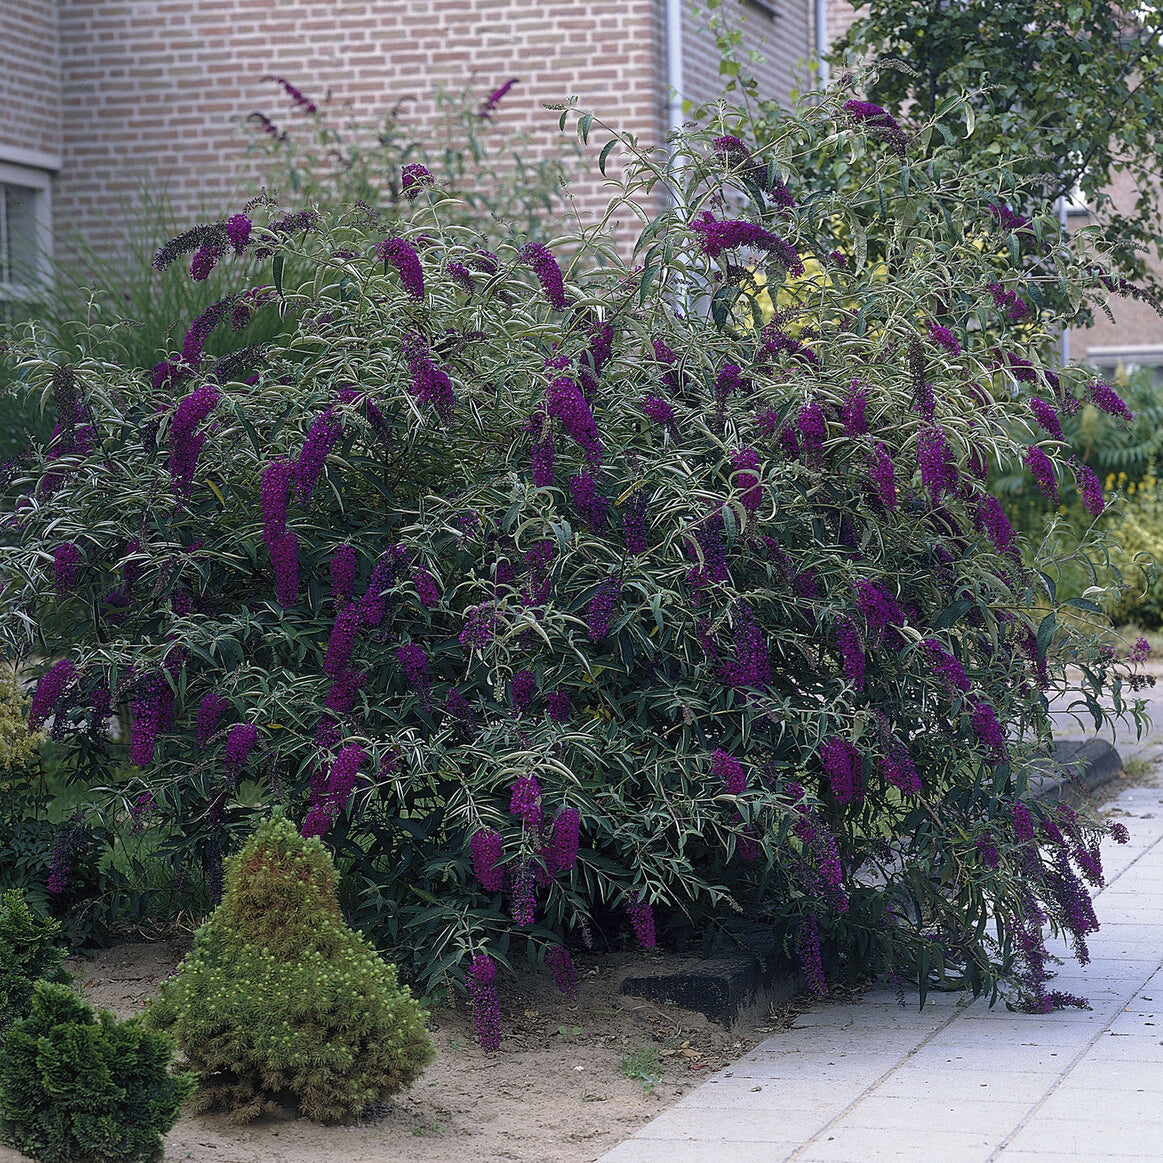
595;760;1163;1163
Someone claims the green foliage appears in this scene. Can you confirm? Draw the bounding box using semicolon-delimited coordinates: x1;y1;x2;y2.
619;1045;661;1093
0;980;193;1163
145;815;433;1124
0;666;41;771
835;0;1163;302
1100;467;1163;628
0;888;70;1033
0;82;1144;1017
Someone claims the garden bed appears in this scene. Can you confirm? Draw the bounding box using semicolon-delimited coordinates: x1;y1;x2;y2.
0;941;780;1163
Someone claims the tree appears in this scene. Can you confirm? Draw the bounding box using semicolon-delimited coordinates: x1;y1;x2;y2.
834;0;1163;304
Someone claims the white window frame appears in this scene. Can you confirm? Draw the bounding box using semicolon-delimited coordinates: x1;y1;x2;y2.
1086;344;1163;382
0;158;53;310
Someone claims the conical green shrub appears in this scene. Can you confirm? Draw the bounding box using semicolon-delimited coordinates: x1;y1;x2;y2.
0;980;193;1163
146;815;434;1123
0;888;71;1034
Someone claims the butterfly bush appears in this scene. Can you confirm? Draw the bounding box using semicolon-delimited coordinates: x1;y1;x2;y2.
0;85;1148;1026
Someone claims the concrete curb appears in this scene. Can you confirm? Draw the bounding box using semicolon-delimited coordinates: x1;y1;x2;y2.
619;736;1125;1027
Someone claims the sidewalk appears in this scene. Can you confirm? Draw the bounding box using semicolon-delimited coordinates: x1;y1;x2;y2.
597;771;1163;1163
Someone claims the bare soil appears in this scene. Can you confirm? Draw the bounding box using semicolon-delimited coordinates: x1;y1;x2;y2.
0;939;790;1163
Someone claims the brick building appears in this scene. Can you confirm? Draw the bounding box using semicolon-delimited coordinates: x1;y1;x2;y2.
0;0;814;307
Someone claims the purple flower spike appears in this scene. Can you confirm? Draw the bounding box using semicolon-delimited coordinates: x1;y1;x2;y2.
376;237;425;300
796;913;827;996
929;324;961;355
868;441;897;509
330;545;357;604
586;578;622;640
401;163;433;198
467;954;502;1051
479;77;518;119
195;692;230;749
820;737;864;806
546;690;571;723
268;529;299;607
224;722;259;772
295;408;342;503
1030;397;1064;441
842;382;869;436
510;773;543;832
521;242;570;310
53;543;82;592
325;604;364;677
732;446;763;513
471;829;505;892
511;670;535;714
626;894;656;949
971;701;1008;762
842;99;907;153
261;458;293;544
547;945;578;997
1089;381;1133;422
413;566;441;607
225;213;252;253
548;807;581;875
29;659;77;731
881;745;921;796
1076;464;1104;516
918;425;957;497
976;494;1017;554
921;638;970;692
712;749;747;795
837;618;865;691
689;211;804;274
395;643;430;702
1024;445;1060;505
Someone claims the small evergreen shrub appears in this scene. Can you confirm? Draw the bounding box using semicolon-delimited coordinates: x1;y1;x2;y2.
0;980;193;1163
0;888;70;1033
145;815;433;1124
0;666;41;772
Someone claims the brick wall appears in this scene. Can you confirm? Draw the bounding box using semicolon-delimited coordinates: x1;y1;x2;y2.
0;0;62;168
52;1;815;261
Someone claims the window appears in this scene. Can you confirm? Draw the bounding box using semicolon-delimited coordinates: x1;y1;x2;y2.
1086;345;1163;387
0;160;52;321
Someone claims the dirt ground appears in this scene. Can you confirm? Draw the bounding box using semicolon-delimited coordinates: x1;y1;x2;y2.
0;939;792;1163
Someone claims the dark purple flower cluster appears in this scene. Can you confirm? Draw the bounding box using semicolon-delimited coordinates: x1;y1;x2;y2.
1024;445;1059;504
570;472;610;528
796;400;826;460
412;566;440;608
820;737;863;805
401;333;455;419
53;542;82;592
547;807;581;875
918;425;957;497
129;674;168;767
325;669;366;715
446;260;475;294
652;337;681;392
225;213;252;252
295;408;342;502
881;745;921;796
929;324;961;355
975;832;1000;869
261;458;293;544
1129;637;1151;663
855;580;905;640
510;861;537;925
195;692;230;750
971;701;1008;761
712;749;746;795
990;203;1030;231
523;539;556;607
759;323;819;368
1029;397;1063;441
521;242;570;310
837;618;865;690
711;135;795;208
641;394;679;438
626;894;656;949
471;829;505;892
531;431;555;485
401;162;433;198
510;774;543;832
921;638;970;692
719;609;771;689
179;299;229;368
842;382;869;436
224;722;259;772
975;494;1016;555
868;441;897;509
714;362;747;403
1011;801;1036;843
586;578;622;640
731;446;763;513
479;77;517;119
689;211;804;274
268;530;299;607
546;690;571;722
546;945;578;998
622;488;649;554
46;811;90;894
168;382;220;495
468;954;503;1051
323;604;364;678
1089;381;1133;422
795;913;827;996
265;74;317;113
1109;821;1130;845
329;544;357;605
395;643;431;702
444;687;479;735
549;376;601;461
842;99;907;152
1049;851;1099;965
129;791;157;831
360;545;407;627
325;743;366;815
459;603;499;649
1075;463;1104;516
987;281;1028;321
376;237;425;299
29;658;76;732
511;670;535;714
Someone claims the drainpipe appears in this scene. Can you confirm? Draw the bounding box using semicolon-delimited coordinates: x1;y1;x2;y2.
1057;195;1070;366
665;0;684;192
815;0;829;90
